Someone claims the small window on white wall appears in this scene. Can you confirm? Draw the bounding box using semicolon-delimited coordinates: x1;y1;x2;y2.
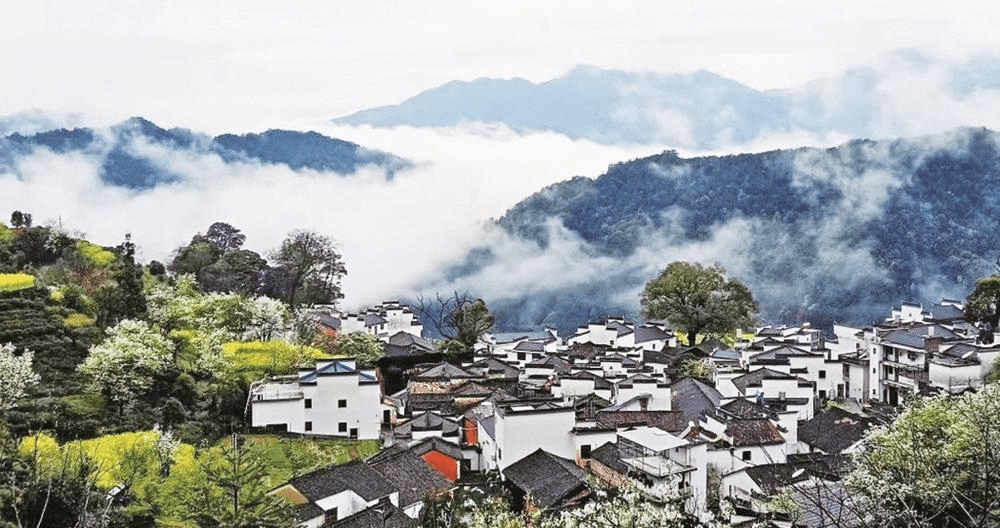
741;450;751;461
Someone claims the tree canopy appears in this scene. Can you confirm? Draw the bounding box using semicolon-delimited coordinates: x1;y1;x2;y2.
267;230;346;307
641;261;757;345
966;274;1000;339
847;383;1000;527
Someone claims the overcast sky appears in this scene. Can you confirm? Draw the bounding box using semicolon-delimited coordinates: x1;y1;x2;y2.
3;1;999;310
3;1;998;132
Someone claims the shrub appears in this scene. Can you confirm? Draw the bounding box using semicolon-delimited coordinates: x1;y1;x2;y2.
222;340;325;378
75;240;116;268
0;273;35;292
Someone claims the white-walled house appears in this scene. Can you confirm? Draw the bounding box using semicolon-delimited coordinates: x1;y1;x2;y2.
493;401;577;470
613;374;671;410
250;358;382;439
928;342;1000;393
719;367;815;420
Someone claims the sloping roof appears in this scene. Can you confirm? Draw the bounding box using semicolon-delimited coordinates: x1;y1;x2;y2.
725;419;785;447
615;373;662;389
926;303;965;321
596;410;687;433
718;397;777;420
671;377;723;425
643;349;673;365
413;362;474;380
744;463;812;495
387;331;436;350
605;320;634;337
410;436;463;460
526;355;572;374
367;446;450;507
330;502;417;528
514;341;545;352
299;361;375;383
559;370;613;390
589;442;630;475
394;412;460;437
798;407;872;453
929;342;982;367
502;449;590;510
316;313;342;330
748;345;819;364
731;368;795;394
634;325;672;344
882;324;959;348
468;357;521;378
289;461;395;502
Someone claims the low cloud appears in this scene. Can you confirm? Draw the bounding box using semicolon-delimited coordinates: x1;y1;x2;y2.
0;121;658;315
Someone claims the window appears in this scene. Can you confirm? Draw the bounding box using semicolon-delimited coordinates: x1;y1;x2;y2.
498;448;502;460
338;399;347;408
818;370;826;379
741;450;751;462
338;422;347;433
304;398;312;409
305;421;312;432
580;444;592;459
517;352;526;361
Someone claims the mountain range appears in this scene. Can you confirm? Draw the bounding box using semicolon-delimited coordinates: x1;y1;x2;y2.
334;53;1000;149
434;127;1000;335
0;117;409;189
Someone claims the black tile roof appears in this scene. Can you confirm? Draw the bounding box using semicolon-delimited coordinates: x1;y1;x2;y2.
744;463;812;495
725;419;785;447
289;461;395;502
670;377;722;425
798;407;872;454
410;436;463;460
596;410;687;433
367;446;451;507
502;449;590;510
330;502;417;528
589;442;630;475
731;368;795;394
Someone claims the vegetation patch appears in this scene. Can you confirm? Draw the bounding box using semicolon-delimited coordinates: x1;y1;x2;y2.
60;392;106;418
0;273;35;292
75;240;116;267
64;312;95;328
222;340;326;378
224;434;381;483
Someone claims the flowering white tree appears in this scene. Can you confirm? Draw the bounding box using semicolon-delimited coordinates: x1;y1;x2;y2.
0;342;40;413
148;276;289;341
78;319;175;412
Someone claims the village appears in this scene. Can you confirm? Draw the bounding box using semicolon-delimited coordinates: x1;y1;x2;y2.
247;298;999;527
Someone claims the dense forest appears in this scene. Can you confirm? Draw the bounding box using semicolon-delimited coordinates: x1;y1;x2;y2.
440;127;1000;334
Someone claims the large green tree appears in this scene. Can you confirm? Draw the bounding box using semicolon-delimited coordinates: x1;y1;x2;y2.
266;230;345;307
966;274;1000;340
641;261;756;345
326;331;384;367
453;298;494;349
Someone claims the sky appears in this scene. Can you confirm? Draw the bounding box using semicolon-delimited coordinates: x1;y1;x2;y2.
3;1;998;131
2;1;999;312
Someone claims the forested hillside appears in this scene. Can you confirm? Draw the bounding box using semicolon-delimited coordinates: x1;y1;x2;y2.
0;117;409;189
438;127;1000;334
